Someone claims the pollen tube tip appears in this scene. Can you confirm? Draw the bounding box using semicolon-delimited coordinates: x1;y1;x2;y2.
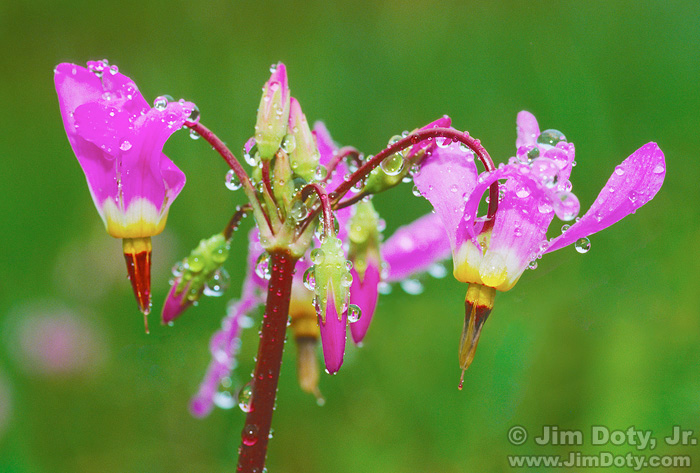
122;237;153;326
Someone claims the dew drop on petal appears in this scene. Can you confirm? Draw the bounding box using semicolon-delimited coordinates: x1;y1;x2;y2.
575;237;591;254
153;95;169;111
119;139;132;151
537;129;567;146
412;185;422;197
515;185;531;198
614;165;625;176
528;260;538;270
653;164;665;174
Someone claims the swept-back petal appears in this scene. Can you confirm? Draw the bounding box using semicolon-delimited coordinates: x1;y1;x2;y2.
414;143;478;253
383;212;451;282
349;259;381;344
546;143;665;253
516;111;540;148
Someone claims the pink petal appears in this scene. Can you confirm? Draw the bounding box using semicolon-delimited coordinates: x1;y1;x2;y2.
516;110;540;148
312;121;336;167
383;212;451;282
349;259;381;344
458;164;555;289
546;142;665;253
317;285;347;374
413;143;478;253
161;280;193;324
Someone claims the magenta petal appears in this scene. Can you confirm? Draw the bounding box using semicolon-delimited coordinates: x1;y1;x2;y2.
516;111;540;148
317;286;347;374
349;261;380;344
313;121;337;167
413;143;478;253
547;142;666;253
161;281;193;324
383;212;451;282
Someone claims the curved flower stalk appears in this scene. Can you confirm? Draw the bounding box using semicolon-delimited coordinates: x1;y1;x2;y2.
54;60;196;329
414;111;666;383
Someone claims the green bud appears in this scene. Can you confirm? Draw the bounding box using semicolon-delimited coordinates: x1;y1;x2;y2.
312;236;351;322
254;63;291;160
347;200;381;280
288;97;320;182
176;233;230;300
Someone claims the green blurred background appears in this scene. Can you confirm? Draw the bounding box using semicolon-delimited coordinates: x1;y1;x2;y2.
0;1;697;471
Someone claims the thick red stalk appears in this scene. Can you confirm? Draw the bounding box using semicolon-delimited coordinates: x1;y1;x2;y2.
236;251;297;473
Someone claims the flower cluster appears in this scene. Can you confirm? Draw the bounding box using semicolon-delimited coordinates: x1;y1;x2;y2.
55;59;665;472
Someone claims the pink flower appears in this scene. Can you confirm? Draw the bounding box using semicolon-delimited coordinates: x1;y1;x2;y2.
414;111;665;375
54;60;195;321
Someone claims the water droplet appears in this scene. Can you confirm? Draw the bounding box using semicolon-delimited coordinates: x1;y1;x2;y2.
255;253;271;279
345;260;353;271
109;64;119;75
450;184;459;193
341;272;353;287
377;281;392;294
290;200;308;221
515;185;531;198
427;262;447;278
575;237;591;254
400;278;424;295
186;105;200;124
310;248;325;265
242;424;259;446
119;139;132;151
237;383;253;413
561;224;571;233
281;134;296;154
348;304;362;323
186;255;204;273
537;129;567;146
303;267;316;290
315;165;328;180
380;153;404;176
528;260;538;270
412;185;422;197
171;262;185;277
153;95;171;111
653;164;665;174
189;129;200;140
203;268;230;297
213;390;235;409
614;165;625;176
225;169;242;191
538;201;553;214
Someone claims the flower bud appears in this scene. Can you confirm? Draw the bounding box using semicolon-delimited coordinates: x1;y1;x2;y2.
346;201;382;343
254;63;290;160
312;235;351;373
288;97;320;182
162;233;230;324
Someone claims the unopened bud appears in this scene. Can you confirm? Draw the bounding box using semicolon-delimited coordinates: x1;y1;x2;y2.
288;97;320;182
254;63;291;160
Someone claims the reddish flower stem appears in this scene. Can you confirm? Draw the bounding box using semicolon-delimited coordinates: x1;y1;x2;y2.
187;122;273;234
223;204;251;241
237;251;297;473
302;183;334;236
261;159;276;206
332;127;500;218
323;146;362;183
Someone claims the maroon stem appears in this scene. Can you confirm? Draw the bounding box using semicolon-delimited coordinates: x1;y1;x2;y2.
323;146;362;182
237;251;297;473
302;183;334;235
332;127;500;218
223;204;251;241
